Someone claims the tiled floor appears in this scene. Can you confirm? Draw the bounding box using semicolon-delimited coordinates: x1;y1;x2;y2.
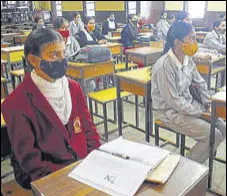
1;81;226;196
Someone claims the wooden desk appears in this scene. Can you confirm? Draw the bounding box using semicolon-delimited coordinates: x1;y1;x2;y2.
196;31;208;43
14;35;28;45
111;28;122;37
106;36;121;43
99;43;122;56
193;55;226;91
208;87;226;194
1;33;20;42
31;151;208;196
1;42;9;48
19;30;31;36
126;47;163;69
67;60;115;93
115;67;152;142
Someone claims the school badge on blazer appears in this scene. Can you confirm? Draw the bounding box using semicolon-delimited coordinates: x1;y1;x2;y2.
73;117;81;133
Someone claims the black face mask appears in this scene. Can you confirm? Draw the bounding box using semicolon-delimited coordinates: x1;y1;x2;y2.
39;58;68;80
132;20;138;26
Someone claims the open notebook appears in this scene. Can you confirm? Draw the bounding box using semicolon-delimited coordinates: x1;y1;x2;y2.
69;137;180;196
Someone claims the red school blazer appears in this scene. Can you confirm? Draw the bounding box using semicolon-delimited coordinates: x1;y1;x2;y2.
2;73;101;183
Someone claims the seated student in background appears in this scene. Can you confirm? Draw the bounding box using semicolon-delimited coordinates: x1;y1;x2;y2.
121;14;139;52
77;16;107;48
102;12;118;36
53;17;80;58
219;13;226;21
176;11;192;24
69;12;84;39
32;15;45;30
203;19;226;54
156;11;170;40
2;28;101;189
151;21;226;164
167;13;175;26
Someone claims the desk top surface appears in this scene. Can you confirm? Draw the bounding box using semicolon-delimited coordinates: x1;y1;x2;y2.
68;60;114;68
31;151;208;196
115;67;151;84
212;88;226;103
1;33;19;36
194;54;226;63
1;45;24;52
126;47;163;55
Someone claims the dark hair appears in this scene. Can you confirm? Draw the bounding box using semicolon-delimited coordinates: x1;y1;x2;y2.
219;13;226;19
53;16;68;30
84;16;95;25
161;11;167;17
176;11;189;21
34;15;43;23
127;14;135;23
167;14;175;20
73;12;80;18
24;28;63;70
163;21;193;54
213;19;225;29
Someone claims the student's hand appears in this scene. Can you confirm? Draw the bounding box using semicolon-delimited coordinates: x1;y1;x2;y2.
201;112;211;121
98;40;107;44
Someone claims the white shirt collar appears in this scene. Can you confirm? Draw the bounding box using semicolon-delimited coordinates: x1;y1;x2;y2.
168;49;189;69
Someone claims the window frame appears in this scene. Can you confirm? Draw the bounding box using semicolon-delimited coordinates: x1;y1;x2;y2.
84;1;95;17
56;1;62;16
127;1;137;15
184;1;207;21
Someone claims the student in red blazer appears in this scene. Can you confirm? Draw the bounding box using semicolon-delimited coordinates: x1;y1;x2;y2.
2;28;101;189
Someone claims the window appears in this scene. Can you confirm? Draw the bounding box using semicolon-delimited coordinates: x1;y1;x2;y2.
85;1;95;17
186;1;206;19
128;1;136;15
140;1;149;17
56;1;62;16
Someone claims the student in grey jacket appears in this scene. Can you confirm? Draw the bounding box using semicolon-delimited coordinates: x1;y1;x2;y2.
156;11;170;40
203;19;226;54
69;12;84;39
151;21;226;164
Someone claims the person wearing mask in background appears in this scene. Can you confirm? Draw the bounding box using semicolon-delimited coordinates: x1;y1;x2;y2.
151;21;226;164
156;11;170;40
167;13;175;26
53;17;96;95
203;19;226;54
121;15;139;53
53;17;80;58
32;15;45;31
137;14;144;28
2;28;101;189
102;12;118;36
69;12;84;39
77;16;107;48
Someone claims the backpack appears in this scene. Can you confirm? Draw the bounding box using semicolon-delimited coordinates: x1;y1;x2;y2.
69;45;112;63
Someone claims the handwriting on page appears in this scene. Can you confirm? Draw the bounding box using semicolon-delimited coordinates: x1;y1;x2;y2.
104;174;117;184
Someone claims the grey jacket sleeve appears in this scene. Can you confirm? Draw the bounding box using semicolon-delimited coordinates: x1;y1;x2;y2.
203;33;226;54
156;63;203;117
191;59;211;105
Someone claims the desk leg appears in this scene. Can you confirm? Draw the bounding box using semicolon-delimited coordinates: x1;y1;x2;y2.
126;53;129;70
135;95;139;128
116;76;123;136
145;84;151;142
208;101;216;189
220;70;225;87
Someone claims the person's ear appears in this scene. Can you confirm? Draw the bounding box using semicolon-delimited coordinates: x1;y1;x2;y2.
27;54;41;69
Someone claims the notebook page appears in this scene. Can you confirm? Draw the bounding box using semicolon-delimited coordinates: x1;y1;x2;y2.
99;137;169;170
69;150;150;196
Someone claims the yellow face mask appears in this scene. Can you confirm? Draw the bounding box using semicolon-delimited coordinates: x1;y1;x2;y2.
181;41;198;56
87;24;95;32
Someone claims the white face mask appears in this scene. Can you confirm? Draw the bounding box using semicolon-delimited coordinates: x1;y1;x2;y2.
37;23;45;28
